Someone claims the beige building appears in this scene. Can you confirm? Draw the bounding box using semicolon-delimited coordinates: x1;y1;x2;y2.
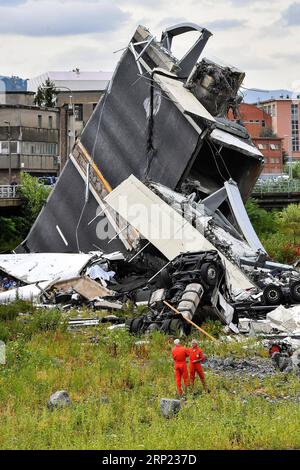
0;104;60;184
0;70;112;183
28;70;112;168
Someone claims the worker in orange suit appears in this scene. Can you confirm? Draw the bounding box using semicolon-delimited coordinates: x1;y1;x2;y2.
188;339;208;392
171;339;190;396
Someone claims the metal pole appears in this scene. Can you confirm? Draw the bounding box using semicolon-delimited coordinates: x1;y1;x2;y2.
289;135;293;180
4;121;11;184
163;301;218;342
42;85;74;171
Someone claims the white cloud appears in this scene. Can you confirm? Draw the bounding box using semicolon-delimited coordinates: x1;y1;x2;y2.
0;0;298;90
0;1;130;36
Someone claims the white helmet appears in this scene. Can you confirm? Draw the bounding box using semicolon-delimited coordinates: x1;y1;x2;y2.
174;339;180;345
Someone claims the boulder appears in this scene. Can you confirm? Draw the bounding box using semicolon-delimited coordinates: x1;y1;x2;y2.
47;391;72;410
160;398;181;418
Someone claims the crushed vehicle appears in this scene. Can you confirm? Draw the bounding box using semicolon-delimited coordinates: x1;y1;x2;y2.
125;250;236;336
1;23;299;336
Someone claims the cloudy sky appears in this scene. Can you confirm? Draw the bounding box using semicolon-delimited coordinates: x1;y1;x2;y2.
0;0;299;89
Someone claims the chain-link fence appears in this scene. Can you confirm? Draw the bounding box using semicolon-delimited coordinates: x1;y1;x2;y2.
253;179;300;194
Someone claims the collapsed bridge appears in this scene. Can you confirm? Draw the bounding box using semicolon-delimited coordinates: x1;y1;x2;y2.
4;23;299;334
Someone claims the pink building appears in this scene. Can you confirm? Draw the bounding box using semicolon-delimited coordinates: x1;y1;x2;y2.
258;98;300;161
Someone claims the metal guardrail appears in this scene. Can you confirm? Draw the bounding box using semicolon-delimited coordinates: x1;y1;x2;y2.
0;185;21;199
253;180;300;194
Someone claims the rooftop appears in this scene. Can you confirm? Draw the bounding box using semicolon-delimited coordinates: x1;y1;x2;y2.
28;70;113;93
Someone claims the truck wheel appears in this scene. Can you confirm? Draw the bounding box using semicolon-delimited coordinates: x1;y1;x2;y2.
290;281;300;303
200;262;219;286
263;284;283;305
126;317;144;334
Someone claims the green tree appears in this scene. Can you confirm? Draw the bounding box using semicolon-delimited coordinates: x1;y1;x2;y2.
34;78;58;108
277;204;300;244
0;174;51;253
259;127;277;138
245;198;277;235
292;162;300;179
18;172;51;233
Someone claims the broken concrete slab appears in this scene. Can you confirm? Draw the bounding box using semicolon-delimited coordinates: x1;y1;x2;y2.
93;300;123;310
0;253;99;284
0;281;51;304
50;276;114;302
160;398;181;418
267;305;300;334
105;174;254;291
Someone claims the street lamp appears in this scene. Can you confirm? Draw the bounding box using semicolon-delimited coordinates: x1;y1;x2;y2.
283;134;294;180
4;120;11;184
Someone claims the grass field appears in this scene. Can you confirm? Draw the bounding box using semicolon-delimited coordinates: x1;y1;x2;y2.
0;302;300;450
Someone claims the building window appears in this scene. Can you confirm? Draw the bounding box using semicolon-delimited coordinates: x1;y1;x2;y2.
257;143;268;150
49;116;53;129
0;141;18;154
38;115;42;128
262;120;266;127
270;144;279;150
74;104;83;121
21;142;58;156
291;104;299;151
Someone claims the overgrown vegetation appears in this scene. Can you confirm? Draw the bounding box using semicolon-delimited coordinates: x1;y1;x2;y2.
0;300;65;343
0;306;299;450
246;198;300;263
284;161;300;179
0;173;50;252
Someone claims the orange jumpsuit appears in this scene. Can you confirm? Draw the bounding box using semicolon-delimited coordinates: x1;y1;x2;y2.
172;345;190;395
188;346;206;387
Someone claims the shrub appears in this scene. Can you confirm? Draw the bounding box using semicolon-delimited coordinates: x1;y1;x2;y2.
261;233;299;264
31;309;63;333
0;322;10;342
0;300;34;321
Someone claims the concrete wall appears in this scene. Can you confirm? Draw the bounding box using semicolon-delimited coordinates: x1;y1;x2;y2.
0;106;60;184
0;106;59;129
4;93;35;106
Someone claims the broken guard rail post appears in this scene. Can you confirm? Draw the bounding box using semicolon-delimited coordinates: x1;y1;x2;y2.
163;300;217;342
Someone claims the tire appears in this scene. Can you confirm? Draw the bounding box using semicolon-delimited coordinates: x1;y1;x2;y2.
161;317;191;336
131;317;144;334
169;318;189;337
161;319;173;334
290;281;300;303
125;317;144;334
125;318;135;332
263;284;284;305
200;262;219;286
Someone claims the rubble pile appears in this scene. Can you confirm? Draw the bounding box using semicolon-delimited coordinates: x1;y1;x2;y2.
0;272;19;293
1;23;300;345
204;357;278;379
